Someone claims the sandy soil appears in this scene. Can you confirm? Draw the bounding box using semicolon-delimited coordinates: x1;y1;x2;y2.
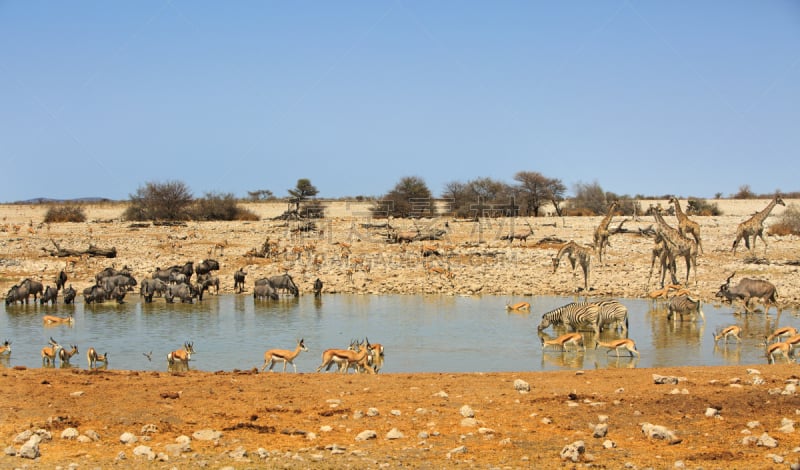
1;200;799;468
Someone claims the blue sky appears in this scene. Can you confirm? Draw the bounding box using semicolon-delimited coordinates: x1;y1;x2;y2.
1;1;798;202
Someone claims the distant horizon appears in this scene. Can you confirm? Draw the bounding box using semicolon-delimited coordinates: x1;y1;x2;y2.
3;3;798;202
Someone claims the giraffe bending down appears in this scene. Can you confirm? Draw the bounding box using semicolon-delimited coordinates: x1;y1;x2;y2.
552;241;592;291
653;207;698;286
593;201;618;265
732;195;785;255
647;231;678;288
668;197;703;254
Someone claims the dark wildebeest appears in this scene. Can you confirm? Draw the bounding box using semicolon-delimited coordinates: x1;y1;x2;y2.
253;283;279;300
167;262;194;282
152;267;173;283
140;278;167;303
102;274;137;294
165;283;195;303
83;285;108;304
313;278;323;297
95;265;132;286
5;284;29;305
55;270;68;291
233;269;247;293
21;279;44;302
63;285;77;305
40;286;58;305
196;274;219;301
268;274;299;296
169;271;188;285
195;259;220;277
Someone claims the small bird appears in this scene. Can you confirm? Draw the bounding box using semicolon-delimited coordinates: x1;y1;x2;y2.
143;351;152;361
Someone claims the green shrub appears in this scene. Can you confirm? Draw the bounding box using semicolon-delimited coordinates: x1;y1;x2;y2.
43;204;87;223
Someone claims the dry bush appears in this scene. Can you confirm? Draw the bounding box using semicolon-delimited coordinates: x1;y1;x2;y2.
768;204;800;235
686;199;722;216
43;205;87;223
234;208;260;221
563;207;596;216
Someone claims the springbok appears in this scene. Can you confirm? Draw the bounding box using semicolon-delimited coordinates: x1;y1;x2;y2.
766;341;792;364
713;325;742;344
765;326;798;344
316;340;373;374
365;337;384;357
42;314;74;325
595;338;640;357
505;301;531;312
0;339;11;355
86;347;108;369
541;332;585;352
58;344;79;365
262;339;308;373
41;337;62;366
167;341;195;366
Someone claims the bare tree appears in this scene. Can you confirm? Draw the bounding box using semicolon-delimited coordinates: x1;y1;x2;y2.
125;180;194;221
514;171;564;217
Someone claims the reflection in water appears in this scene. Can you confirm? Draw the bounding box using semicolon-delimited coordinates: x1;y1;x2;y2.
1;295;799;373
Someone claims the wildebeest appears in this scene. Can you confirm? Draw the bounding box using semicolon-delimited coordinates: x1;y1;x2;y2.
95;265;132;285
267;274;299;296
196;273;219;300
102;274;137;293
5;284;29;305
168;271;188;285
195;259;220;277
253;283;279;300
165;283;195;303
40;286;58;305
233;268;247;293
63;285;77;305
55;270;68;291
167;262;194;281
151;267;173;283
313;278;323;297
83;285;108;304
21;279;43;302
140;278;168;303
715;272;778;314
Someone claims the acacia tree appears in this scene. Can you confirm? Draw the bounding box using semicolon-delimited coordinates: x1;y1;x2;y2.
288;179;319;212
124;180;194;221
376;176;432;218
513;171;565;216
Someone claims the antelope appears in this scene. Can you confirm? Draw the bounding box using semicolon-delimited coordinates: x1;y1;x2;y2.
647;284;686;300
0;340;11;355
86;347;108;369
316;340;374;374
41;337;62;366
58;344;79;365
262;339;308;373
541;332;585;352
365;337;384;357
595;338;640;357
783;334;800;357
766;341;792;364
167;341;195;365
713;325;742;344
42;314;74;325
505;301;531;312
765;326;798;344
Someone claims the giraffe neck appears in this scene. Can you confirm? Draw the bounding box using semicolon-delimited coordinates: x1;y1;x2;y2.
672;199;687;221
751;198;778;225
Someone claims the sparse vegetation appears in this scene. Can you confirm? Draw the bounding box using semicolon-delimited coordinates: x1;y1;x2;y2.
43;204;87;223
192;192;259;221
769;203;800;236
686;198;722;216
124;180;194;221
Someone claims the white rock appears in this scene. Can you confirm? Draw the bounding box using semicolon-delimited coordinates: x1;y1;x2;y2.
355;430;377;441
386;428;404;440
460;405;474;418
60;428;80;440
119;432;137;444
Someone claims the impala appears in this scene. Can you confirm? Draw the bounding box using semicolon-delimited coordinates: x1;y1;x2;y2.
766;341;792;364
713;325;742;344
42;314;74;325
262;339;308;373
316;340;373;374
596;338;640;357
58;344;79;365
505;301;531;312
86;347;108;369
766;327;798;344
541;332;585;352
167;341;195;365
0;339;11;355
41;337;62;366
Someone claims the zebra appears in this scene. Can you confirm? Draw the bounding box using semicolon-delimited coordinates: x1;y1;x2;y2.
537;302;600;336
593;299;628;335
667;294;705;322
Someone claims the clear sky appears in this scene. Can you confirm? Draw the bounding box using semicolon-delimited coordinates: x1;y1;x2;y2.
1;1;798;202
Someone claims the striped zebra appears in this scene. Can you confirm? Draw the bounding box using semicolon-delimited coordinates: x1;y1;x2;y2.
667;294;705;322
593;299;628;335
537;302;600;335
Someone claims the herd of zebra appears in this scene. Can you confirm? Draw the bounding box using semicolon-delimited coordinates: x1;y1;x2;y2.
3;258;306;307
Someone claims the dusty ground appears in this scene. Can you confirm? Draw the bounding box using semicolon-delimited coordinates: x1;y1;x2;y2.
1;200;800;468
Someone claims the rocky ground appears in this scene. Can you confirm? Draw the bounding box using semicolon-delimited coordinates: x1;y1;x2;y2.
1;200;800;468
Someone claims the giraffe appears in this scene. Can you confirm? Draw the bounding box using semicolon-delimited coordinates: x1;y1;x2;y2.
652;206;698;286
552;240;592;291
668;197;703;254
647;230;678;288
593;201;618;264
732;195;786;255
